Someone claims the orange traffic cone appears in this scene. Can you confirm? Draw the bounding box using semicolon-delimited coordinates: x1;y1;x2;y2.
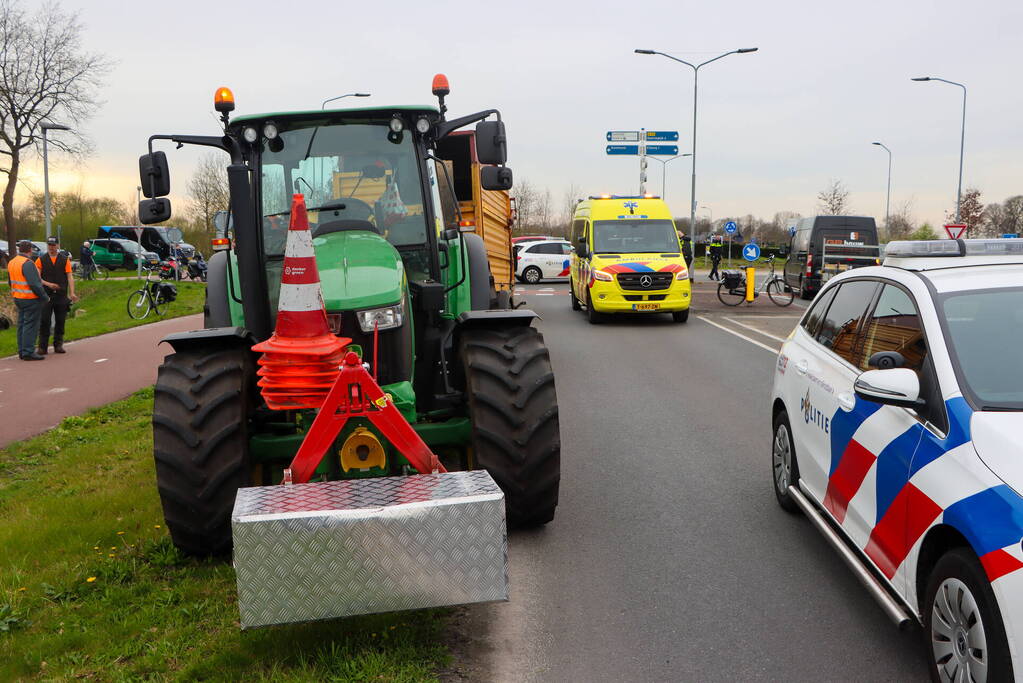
252;194;350;410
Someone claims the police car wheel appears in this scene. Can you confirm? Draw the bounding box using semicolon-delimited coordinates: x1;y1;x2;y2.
925;548;1012;683
523;266;542;284
771;411;800;513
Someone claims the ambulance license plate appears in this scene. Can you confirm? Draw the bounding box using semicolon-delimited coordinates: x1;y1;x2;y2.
634;303;659;311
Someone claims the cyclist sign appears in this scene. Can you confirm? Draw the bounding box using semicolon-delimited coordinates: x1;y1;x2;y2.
743;243;761;261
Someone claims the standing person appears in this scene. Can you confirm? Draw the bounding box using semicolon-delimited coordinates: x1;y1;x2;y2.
35;236;77;355
6;240;49;360
80;240;95;280
708;234;723;281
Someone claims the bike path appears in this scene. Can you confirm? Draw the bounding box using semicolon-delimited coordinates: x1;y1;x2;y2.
0;314;201;449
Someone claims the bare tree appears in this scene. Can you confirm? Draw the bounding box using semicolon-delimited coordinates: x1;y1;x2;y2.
535;189;553;235
561;183;582;234
947;188;984;236
0;1;111;254
886;200;916;240
187;153;230;235
816;179;850;215
511;180;537;234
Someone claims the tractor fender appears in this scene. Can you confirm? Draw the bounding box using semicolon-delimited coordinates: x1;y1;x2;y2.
160;326;258;355
464;233;493;311
204;250;232;328
452;309;539;349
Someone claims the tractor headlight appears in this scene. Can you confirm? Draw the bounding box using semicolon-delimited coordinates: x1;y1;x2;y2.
263;121;279;139
415;116;431;134
242;126;259;143
356;302;404;332
389;116;404;133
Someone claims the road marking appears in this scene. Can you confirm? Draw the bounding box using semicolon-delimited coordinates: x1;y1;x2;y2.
698;316;779;355
722;316;789;343
46;387;70;394
94;358;108;363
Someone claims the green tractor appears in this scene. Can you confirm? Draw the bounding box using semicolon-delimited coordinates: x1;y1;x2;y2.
140;80;560;557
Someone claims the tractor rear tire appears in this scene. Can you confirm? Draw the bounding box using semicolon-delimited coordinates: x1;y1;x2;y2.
461;326;560;527
152;346;255;556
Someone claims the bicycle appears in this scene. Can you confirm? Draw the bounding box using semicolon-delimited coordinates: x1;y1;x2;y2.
73;262;108;280
127;277;177;319
716;255;794;307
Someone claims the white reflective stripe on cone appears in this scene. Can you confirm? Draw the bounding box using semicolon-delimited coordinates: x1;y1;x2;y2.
278;282;326;312
285;229;315;259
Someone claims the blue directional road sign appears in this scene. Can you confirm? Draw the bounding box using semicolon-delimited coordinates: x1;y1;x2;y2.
1003;234;1019;239
743;243;761;261
606;131;640;142
645;131;679;141
606;145;640;155
724;220;737;235
645;145;679;155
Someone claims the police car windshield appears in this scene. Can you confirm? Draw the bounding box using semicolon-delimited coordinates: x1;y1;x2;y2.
940;287;1023;411
592;219;679;254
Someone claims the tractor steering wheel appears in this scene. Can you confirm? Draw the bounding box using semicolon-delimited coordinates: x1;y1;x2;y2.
313;197;374;223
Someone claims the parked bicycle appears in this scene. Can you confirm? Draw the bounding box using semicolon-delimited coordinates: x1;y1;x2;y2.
716;255;794;307
127;277;178;319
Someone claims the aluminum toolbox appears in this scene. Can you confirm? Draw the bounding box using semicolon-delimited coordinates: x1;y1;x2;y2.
231;470;508;629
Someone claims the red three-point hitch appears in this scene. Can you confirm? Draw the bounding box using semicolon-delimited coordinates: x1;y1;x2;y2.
286;351;445;484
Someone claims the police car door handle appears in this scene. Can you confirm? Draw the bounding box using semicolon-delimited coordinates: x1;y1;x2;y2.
795;360;808;376
837;392;856;412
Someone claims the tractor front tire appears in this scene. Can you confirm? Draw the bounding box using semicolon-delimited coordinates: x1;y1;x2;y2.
462;326;561;527
152;346;255;556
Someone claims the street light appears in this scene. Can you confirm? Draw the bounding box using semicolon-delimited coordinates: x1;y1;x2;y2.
912;76;966;222
647;153;691;199
321;92;371;109
40;122;70;239
871;142;892;237
635;47;758;234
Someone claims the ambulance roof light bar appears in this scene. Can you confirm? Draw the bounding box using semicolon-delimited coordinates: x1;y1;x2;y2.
587;194;662;200
885;239;1023;259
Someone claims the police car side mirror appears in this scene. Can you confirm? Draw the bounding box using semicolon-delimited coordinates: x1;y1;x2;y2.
854;368;924;409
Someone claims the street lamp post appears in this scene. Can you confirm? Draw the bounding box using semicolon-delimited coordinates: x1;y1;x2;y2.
321;92;371;109
871;142;892;237
912;76;966;222
648;153;691;199
40;122;70;239
635;47;758;236
700;206;713;267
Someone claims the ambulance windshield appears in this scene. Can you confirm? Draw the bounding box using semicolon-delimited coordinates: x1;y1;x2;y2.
940;287;1023;410
592;219;679;254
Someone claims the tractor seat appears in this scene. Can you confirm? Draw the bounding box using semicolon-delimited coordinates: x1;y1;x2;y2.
313;219;380;238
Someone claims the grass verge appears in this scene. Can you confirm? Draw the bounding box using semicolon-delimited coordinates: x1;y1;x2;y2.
0;388;449;681
0;278;204;358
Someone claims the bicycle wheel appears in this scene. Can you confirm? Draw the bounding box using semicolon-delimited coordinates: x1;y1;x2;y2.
94;265;109;281
127;290;151;319
716;281;746;306
767;278;794;307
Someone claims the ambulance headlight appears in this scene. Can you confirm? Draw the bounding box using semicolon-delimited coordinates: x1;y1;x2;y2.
592;270;614;282
675;269;689;280
357;302;404;332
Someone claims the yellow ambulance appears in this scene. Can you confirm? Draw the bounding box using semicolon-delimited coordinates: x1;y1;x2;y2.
569;195;691;324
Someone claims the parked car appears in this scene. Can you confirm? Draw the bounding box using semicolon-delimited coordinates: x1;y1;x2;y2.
97;225;194;261
782;216;880;300
91;238;161;270
515;239;573;283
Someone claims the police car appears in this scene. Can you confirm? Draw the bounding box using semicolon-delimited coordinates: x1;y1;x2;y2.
515;238;572;284
770;239;1023;682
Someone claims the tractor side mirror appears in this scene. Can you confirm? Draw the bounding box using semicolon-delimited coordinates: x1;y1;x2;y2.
480;165;513;191
139;151;171;198
139;198;172;225
213;210;232;237
475;121;507;165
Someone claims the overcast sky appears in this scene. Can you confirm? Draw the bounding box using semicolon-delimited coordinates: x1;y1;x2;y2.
21;0;1023;228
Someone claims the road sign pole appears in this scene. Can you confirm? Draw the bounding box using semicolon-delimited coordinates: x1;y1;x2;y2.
639;129;646;195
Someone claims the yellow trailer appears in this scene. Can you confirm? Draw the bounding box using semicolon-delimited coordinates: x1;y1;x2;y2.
436;131;514;292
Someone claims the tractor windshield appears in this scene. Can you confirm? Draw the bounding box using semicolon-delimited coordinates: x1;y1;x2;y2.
259;119;429;257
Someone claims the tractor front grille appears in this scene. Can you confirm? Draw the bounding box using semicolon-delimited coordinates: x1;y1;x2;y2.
616;272;674;291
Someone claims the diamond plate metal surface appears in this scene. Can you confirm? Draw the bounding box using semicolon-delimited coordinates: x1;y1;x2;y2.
232;470;508;629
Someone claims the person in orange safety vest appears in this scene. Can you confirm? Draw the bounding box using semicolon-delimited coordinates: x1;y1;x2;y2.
6;240;50;360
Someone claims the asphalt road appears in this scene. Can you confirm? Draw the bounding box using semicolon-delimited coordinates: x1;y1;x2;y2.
453;280;928;682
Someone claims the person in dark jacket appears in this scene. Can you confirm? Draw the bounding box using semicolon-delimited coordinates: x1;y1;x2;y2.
6;240;49;360
80;240;95;279
35;236;77;354
708;235;723;281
